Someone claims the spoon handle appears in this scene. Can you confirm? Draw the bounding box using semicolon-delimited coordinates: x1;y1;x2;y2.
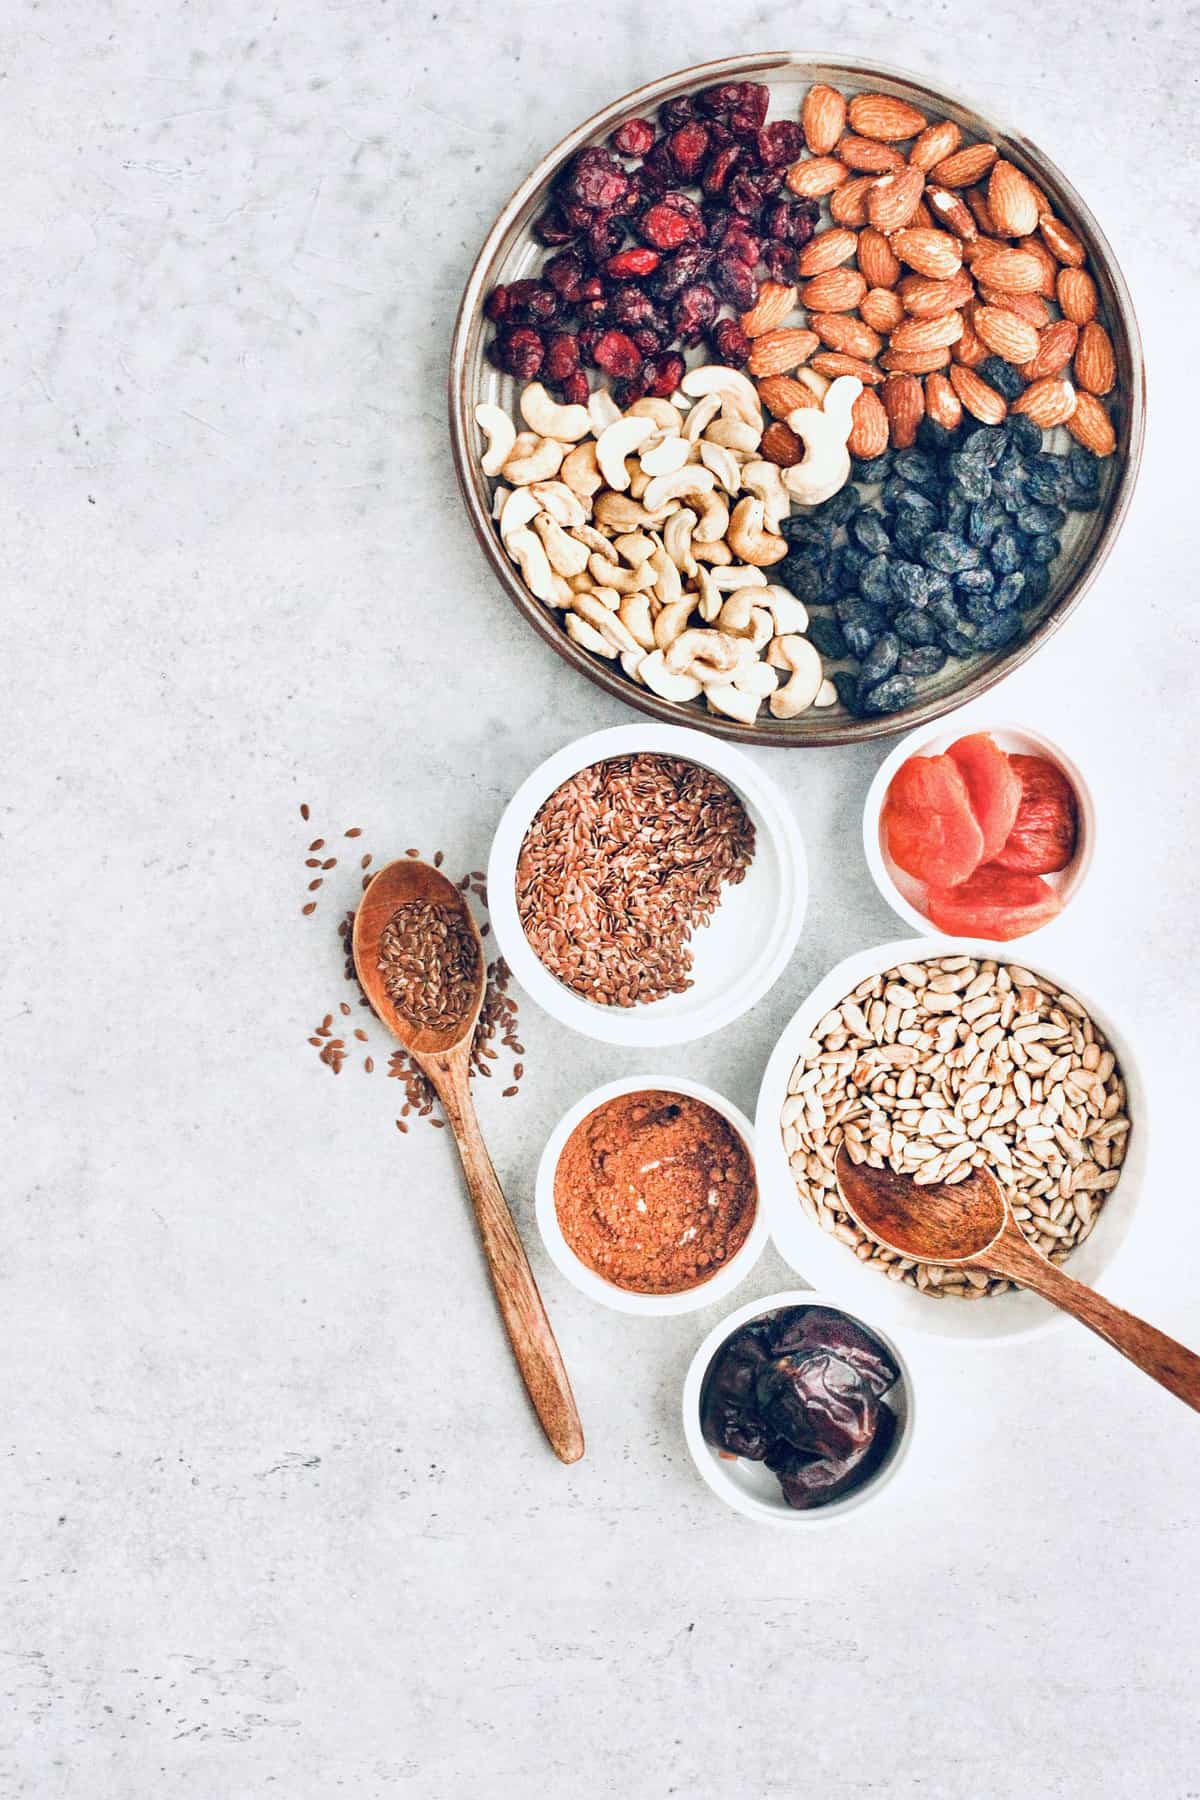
988;1231;1200;1413
437;1072;585;1464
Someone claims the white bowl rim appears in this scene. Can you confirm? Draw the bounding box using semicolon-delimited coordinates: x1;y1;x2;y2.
862;714;1097;948
755;936;1148;1345
681;1287;918;1526
535;1074;768;1316
487;723;808;1047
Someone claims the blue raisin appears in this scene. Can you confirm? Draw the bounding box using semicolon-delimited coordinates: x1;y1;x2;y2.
949;452;993;501
944;490;970;533
994;571;1025;609
892;450;940;496
960;590;999;624
916;417;956;454
979;356;1026;401
1026;533;1060;565
923;532;980;574
1067;444;1101;489
895;605;940;646
955;567;995;595
1023;454;1067;504
989;528;1023;576
859;631;900;687
850;510;891;555
898;643;947;676
833;670;867;715
1009;413;1043;456
974;611;1023;651
836;593;888;632
1017;502;1067;535
861;672;917;714
1022;564;1051;608
860;554;893;606
778;555;826;604
1064;482;1102;513
806;615;848;659
782;515;833;550
851;453;892;484
963;426;1008;468
818;485;861;526
888;560;932;609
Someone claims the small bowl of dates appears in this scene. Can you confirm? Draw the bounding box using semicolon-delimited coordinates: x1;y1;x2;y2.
682;1290;916;1523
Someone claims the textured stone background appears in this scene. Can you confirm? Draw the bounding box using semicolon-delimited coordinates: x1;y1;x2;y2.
3;2;1199;1795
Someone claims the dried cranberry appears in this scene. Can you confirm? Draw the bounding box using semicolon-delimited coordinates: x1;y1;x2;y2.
762;241;796;281
720;221;761;265
488;325;544;380
790;203;818;250
672;282;718;345
728;169;782;215
609;186;643;218
706;120;735;149
592;329;644;379
604;247;660;280
560;370;591;406
642;350;686;397
577;326;604;365
762;199;795;242
702;144;742;195
660;95;696;130
574;293;609;326
542;331;580;383
505;279;559;324
483;285;514;324
612;373;649;408
667;121;710;181
729;108;768;147
713;255;758;310
639;198;703;252
636;140;677;196
558;146;631;212
607;285;659;331
544;249;588;302
697;82;769;127
710;318;752;368
561;201;597;235
585;216;627;265
757;120;805;166
533;205;576;245
632;326;663;355
611;117;656;158
650;242;713;300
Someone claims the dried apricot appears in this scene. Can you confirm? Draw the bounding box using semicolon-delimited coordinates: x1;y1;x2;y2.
947;733;1021;860
882;755;984;888
992;755;1078;873
924;864;1062;940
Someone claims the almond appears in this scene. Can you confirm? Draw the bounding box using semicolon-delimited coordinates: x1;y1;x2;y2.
1057;267;1098;324
973;304;1040;364
891;227;962;279
966;186;1000;236
811;352;884;385
836;133;905;174
924;370;963;430
829;174;877;226
952;314;989;369
801;83;847;155
930;142;998;187
1020;318;1078;381
800;267;867;312
861;287;905;333
882;345;951;373
797;227;858;277
898;270;973;318
847;92;927;141
889;310;964;353
786;156;849;198
1074;321;1115;396
910;198;935;230
847;387;890;458
867;165;925;232
968;245;1045;293
1015;234;1060;296
925;186;978;241
739;281;799;337
881;373;925;448
1039;214;1087;267
857;226;902;288
759;419;805;467
910;118;961;172
811;312;884;359
756;375;818;419
1065;391;1116;457
1012;376;1078;428
746;327;820;377
976;284;1050;329
987;160;1040;236
949;364;1008;424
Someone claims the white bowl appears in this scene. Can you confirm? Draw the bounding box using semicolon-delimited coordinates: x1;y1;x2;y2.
863;717;1096;949
535;1076;767;1316
682;1289;917;1526
488;723;807;1047
756;938;1146;1345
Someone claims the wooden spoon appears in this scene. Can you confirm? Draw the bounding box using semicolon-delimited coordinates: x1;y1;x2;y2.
354;858;584;1463
835;1146;1200;1411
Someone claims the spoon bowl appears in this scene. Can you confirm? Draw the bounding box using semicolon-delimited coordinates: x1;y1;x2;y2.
353;858;484;1056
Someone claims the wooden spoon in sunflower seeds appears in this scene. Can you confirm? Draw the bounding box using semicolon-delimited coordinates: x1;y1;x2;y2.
835;1147;1200;1411
354;858;584;1463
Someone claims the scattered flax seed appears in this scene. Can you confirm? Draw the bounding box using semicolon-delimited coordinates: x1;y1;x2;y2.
308;1036;322;1047
354;1029;368;1042
396;1119;408;1134
306;858;321;868
434;851;444;867
308;879;323;891
340;1002;351;1017
362;874;373;890
321;858;337;870
300;803;310;821
302;902;317;915
364;1057;374;1073
310;839;325;851
345;827;362;838
502;1086;518;1098
406;848;420;858
430;1118;445;1129
361;855;372;870
481;922;490;937
514;1063;524;1079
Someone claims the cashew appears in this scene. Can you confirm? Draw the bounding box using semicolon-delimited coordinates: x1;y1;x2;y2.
640;649;703;702
618;593;657;650
683;391;723;442
627;464;652;500
732;659;779;699
506;526;557;603
593;491;657;532
546;573;575;609
500;486;542;542
699;439;742;496
502;435;567;486
727;496;788;567
589;552;654;595
566;570;595;594
642;465;716;514
520;381;591;442
529;481;588;528
681;363;761;416
561;439;604;498
696;568;723;623
654;597;695;650
795;366;830;401
571;521;618;562
587;389;623;434
705;683;761;724
720;389;764;431
781;378;862;507
533;512;590;577
491;483;511;520
572;592;642;655
649;543;682;606
613;530;656;566
720;591;773;651
629;397;683;431
768;636;824;718
692;535;733;566
596;415;657;491
740;461;791;533
821;374;863;434
692;491;731;545
620;649;647;683
705;416;762;454
662;508;698;576
761;585;810;636
665;628;742;680
708;564;768;592
815;677;839;708
565;613;618;658
475;402;517;478
638;433;692;477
